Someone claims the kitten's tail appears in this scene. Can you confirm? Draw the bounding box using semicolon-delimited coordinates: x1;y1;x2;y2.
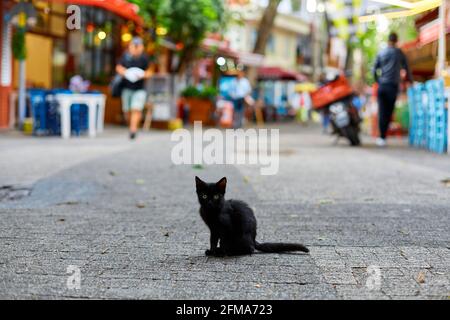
255;241;309;253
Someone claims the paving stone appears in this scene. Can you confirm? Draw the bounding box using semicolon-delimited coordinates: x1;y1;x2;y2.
0;126;448;299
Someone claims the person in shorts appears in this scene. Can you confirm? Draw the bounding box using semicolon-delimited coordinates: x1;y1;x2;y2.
229;69;252;128
116;37;153;140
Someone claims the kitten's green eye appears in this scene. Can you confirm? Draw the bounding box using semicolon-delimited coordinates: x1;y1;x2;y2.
214;195;220;200
202;194;208;199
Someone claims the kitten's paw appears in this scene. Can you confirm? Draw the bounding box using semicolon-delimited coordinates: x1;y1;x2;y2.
206;249;225;257
213;252;225;257
212;248;225;257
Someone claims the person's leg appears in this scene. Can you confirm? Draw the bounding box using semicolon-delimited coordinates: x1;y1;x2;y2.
378;86;389;140
378;85;397;140
124;112;130;125
385;88;398;138
143;102;153;130
129;90;147;138
233;98;245;129
232;99;239;128
130;110;142;133
238;108;245;128
233;109;238;128
121;89;132;125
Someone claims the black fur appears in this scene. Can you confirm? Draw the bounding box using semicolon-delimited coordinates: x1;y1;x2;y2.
195;176;309;257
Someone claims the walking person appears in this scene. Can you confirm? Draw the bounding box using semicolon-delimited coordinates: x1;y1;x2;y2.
116;37;153;140
318;73;331;133
230;69;252;129
373;32;413;147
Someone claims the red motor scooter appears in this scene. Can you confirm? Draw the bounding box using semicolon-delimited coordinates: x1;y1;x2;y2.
311;74;361;146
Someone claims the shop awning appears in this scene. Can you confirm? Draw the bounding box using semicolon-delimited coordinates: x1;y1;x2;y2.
202;36;239;59
51;0;143;25
258;66;306;81
419;21;450;46
202;34;265;67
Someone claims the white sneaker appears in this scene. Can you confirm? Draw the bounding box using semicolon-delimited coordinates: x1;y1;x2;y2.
376;138;387;147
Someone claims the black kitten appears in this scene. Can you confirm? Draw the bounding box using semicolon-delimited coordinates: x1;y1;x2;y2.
195;176;309;257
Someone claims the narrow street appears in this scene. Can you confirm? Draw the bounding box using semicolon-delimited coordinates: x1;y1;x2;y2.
0;125;448;299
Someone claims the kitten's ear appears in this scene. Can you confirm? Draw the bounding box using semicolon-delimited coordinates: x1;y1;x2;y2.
216;177;227;194
195;176;206;190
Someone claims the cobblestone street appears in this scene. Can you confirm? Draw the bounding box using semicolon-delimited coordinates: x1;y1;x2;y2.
0;126;449;299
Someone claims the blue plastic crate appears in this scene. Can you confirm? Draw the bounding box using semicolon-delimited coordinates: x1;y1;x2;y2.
45;94;61;136
28;89;90;137
70;104;88;136
407;87;415;146
28;89;48;136
408;79;448;154
409;83;427;148
425;79;447;154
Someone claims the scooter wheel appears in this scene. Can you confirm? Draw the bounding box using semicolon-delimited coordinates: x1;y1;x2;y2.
342;126;361;146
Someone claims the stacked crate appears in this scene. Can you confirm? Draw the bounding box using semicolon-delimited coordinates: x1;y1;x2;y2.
408;79;448;154
425;79;448;154
28;89;89;137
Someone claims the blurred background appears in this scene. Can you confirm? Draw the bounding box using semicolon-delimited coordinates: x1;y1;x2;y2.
0;0;448;153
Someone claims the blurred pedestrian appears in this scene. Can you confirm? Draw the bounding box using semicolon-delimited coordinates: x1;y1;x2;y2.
373;32;413;147
116;37;153;140
302;91;313;123
229;69;252;128
318;73;331;133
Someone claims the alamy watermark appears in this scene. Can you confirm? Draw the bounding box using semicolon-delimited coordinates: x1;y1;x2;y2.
171;122;280;176
66;5;81;30
366;265;382;291
66;265;81;290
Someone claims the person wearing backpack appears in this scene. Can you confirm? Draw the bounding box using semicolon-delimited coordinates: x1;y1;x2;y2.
115;37;153;140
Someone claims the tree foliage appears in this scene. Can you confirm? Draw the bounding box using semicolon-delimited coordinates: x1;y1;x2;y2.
128;0;168;30
130;0;226;73
165;0;225;45
353;17;418;85
12;28;26;61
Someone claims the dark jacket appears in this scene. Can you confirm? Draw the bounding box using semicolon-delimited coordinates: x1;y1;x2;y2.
373;46;413;86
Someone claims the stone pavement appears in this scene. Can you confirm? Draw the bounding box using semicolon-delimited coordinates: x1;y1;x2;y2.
0;125;448;299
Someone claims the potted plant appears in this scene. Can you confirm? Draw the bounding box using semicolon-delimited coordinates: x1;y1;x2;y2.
181;86;218;125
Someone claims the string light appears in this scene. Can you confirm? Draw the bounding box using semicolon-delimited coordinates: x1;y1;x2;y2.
156;27;168;36
121;33;132;43
216;57;226;66
97;31;107;40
